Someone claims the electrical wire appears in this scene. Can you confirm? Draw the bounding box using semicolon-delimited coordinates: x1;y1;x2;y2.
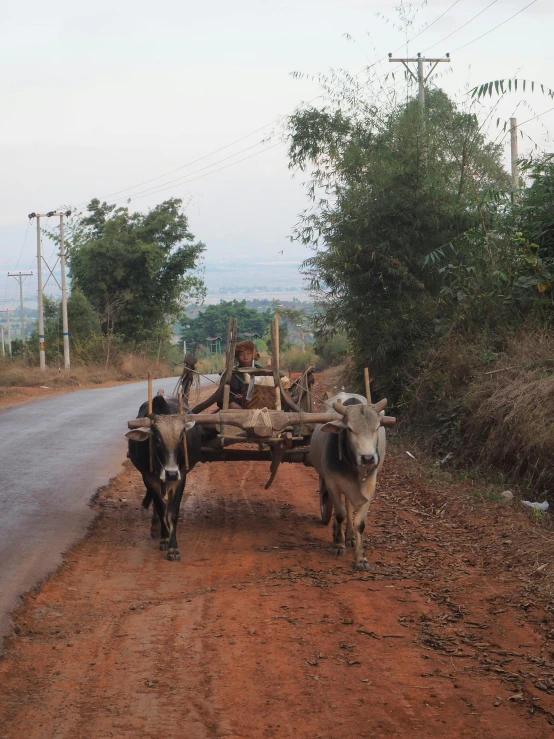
74;118;283;207
421;0;499;53
104;135;277;205
406;0;463;44
496;105;554;145
73;2;473;208
452;0;539;53
106;140;283;206
14;221;30;270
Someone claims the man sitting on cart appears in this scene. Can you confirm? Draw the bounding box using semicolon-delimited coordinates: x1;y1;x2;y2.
224;340;261;410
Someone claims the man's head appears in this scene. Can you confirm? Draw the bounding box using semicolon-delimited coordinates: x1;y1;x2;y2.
235;340;259;368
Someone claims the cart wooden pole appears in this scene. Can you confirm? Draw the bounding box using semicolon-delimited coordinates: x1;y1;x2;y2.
363;367;372;404
177;392;190;471
274;313;280;369
148;372;153;413
148;372;154;471
272;316;281;410
223;384;230;410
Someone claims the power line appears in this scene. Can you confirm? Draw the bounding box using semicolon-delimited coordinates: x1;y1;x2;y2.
497;105;554;144
74;2;470;208
76;118;283;206
421;0;499;53
452;0;539;53
106;64;419;207
107;140;284;206
407;0;463;43
104;135;277;205
14;221;31;270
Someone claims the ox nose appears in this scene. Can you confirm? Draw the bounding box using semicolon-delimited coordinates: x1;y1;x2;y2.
361;454;377;466
165;470;179;481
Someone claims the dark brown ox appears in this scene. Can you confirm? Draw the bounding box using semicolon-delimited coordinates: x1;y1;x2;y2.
126;395;201;561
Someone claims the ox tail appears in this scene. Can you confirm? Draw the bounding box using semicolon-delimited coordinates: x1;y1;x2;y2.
142;490;153;509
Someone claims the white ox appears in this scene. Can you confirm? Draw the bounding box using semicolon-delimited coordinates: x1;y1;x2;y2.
309;393;395;570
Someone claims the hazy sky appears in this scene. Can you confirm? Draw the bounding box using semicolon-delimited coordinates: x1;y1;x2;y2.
1;0;553;306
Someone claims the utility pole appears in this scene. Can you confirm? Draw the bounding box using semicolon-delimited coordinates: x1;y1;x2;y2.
0;309;14;357
1;325;4;358
510;117;519;189
8;271;33;344
59;214;70;370
388;52;451;110
28;210;72;371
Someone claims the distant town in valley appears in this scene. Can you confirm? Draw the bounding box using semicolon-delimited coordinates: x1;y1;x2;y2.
0;258;310;342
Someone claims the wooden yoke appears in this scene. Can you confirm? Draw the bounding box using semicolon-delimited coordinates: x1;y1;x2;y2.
190;317;238;413
128;411;343;435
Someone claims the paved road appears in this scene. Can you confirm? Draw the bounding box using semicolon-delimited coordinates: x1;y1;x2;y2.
0;375;217;644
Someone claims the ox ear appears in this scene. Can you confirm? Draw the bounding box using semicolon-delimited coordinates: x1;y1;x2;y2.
184;421;196;431
126;427;152;442
320;420;344;434
380;415;397;428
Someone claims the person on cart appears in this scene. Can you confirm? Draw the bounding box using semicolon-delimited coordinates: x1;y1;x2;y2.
220;340;261;409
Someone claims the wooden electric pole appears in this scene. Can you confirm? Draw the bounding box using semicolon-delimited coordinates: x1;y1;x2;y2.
0;309;15;357
8;271;33;344
28;210;72;371
388;52;451;110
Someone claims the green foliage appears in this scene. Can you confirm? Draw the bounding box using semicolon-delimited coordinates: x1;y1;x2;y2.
9;339;25;359
67;198;205;343
67;288;101;341
182;300;274;347
288;88;511;399
470;78;554;101
28;290;112;364
28;295;65;365
516;154;554;262
314;331;349;367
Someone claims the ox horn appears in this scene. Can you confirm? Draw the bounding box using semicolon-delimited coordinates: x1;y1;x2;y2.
372;398;387;413
332;401;348;416
128;417;153;429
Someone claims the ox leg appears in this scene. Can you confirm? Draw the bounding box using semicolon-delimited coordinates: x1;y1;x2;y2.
150;506;162;540
345;498;356;548
165;480;186;562
328;486;346;557
142;484;162;540
353;479;377;571
151;493;169;551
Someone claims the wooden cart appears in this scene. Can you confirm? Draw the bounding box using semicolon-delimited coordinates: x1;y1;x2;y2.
128;317;392;517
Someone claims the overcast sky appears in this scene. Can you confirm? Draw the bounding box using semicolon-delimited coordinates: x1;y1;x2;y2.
1;0;553;306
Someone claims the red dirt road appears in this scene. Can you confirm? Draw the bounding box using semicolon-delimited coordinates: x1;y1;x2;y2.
1;446;554;738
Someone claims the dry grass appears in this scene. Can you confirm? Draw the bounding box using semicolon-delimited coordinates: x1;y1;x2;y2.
0;355;175;395
464;331;554;493
409;327;554;500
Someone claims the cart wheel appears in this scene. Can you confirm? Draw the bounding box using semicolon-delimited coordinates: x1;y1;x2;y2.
319;478;333;525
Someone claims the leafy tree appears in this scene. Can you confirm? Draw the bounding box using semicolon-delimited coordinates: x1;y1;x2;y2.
28;295;63;364
183;300;273;347
67;198;205;343
67;288;101;340
287;88;511;399
516;154;554;261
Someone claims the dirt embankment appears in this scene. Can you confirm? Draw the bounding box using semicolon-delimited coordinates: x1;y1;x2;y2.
1;427;554;736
